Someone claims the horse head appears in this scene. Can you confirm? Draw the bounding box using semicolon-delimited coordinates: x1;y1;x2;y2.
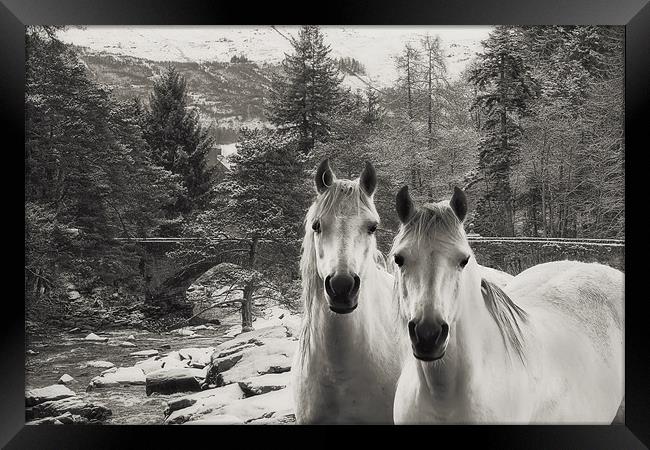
391;186;473;361
304;158;380;314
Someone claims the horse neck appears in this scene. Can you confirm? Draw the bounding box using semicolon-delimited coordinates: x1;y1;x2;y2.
415;260;505;397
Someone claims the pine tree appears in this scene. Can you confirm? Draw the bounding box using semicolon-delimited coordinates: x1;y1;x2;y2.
470;26;538;236
197;128;311;330
144;65;214;217
267;25;344;154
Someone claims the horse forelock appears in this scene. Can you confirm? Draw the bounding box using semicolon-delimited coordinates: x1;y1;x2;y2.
392;201;465;251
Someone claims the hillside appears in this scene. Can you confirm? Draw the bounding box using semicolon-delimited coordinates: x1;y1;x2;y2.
77;48;276;142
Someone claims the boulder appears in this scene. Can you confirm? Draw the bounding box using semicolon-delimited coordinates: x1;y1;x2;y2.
84;333;108;342
183;388;294;424
27;411;87;425
119;341;137;348
248;413;296;425
68;291;81;300
130;349;159;357
27;396;111;422
164;383;246;424
26;417;64;425
183;415;245;425
26;385;76;407
214;326;289;357
134;357;164;375
212;339;296;386
238;372;291;397
171;328;196;337
177;347;215;369
26;350;39;356
127;334;135;340
145;367;206;396
86;360;115;369
88;366;146;389
58;374;74;385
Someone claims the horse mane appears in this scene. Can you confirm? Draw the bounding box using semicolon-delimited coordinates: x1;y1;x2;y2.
480;278;528;364
298;178;383;361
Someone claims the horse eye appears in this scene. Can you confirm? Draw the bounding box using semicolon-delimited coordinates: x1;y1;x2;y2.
394;254;405;267
368;223;378;234
460;255;470;269
312;221;321;233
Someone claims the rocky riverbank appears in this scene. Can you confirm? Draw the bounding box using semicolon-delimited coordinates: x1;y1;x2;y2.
26;306;301;425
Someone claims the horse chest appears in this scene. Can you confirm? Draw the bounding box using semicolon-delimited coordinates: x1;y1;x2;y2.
295;348;395;424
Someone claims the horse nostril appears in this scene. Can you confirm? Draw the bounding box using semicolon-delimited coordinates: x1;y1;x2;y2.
439;322;449;344
350;275;361;296
408;320;417;341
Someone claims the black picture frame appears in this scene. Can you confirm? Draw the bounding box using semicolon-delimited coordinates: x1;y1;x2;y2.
5;0;649;447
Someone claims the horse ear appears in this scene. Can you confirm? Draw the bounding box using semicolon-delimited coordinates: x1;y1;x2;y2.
396;185;415;224
315;159;335;194
359;161;377;197
450;186;467;222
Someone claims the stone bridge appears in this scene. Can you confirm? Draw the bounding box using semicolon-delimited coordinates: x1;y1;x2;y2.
127;236;624;313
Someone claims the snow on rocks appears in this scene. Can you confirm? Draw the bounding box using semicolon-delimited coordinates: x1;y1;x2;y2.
178;388;294;424
171;327;196;337
177;347;215;369
211;338;296;387
164;383;246;424
222;308;301;339
26;385;76;407
84;333;108;342
86;360;115;369
88;366;146;389
183;414;245;425
58;374;74;385
145;367;207;395
27;396;111;422
238;372;291;397
130;349;159;357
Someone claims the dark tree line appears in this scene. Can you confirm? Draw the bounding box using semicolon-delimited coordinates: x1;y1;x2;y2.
25;27;214;313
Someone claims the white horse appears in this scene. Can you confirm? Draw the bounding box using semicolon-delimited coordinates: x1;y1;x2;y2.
291;159;406;424
391;185;624;424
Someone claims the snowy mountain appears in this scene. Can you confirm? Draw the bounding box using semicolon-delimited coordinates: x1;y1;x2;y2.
59;26;491;86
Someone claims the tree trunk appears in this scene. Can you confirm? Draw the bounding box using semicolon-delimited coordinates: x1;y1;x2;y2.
241;281;254;332
240;236;259;332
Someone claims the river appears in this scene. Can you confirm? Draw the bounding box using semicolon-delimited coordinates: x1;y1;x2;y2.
25;326;232;424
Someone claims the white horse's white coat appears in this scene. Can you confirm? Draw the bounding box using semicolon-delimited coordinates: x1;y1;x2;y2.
392;198;624;424
291;167;406;424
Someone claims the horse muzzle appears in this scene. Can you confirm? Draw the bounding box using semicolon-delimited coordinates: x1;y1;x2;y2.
324;273;360;314
408;318;449;361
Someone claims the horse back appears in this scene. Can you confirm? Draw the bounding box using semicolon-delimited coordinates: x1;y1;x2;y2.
508;260;624;359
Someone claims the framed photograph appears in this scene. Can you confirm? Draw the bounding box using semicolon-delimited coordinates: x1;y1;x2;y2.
5;0;649;447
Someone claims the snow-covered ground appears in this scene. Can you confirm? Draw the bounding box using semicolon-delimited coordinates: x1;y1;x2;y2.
58;25;492;85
